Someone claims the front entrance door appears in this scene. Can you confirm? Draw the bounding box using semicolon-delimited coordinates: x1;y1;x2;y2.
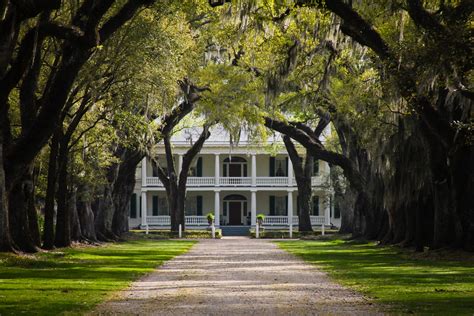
228;202;242;225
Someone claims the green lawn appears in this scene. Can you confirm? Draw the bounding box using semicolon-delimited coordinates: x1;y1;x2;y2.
277;239;474;315
0;239;195;315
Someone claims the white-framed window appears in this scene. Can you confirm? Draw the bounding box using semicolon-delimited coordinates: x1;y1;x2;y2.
275;196;287;215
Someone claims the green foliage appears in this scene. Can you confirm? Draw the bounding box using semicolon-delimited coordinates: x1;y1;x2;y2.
0;239;195;315
206;213;215;223
277;239;474;314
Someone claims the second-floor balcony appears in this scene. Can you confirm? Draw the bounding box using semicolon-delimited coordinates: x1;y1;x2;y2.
144;176;328;187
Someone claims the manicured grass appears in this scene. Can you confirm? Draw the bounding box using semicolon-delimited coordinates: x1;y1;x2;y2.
277;239;474;315
0;239;195;315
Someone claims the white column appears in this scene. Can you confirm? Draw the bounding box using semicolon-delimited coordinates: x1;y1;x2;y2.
141;191;147;227
178;154;183;175
214;154;220;186
288;157;293;186
251;190;257;227
251;153;256;186
325;195;331;225
214;190;220;227
141;157;147;187
287;190;293;225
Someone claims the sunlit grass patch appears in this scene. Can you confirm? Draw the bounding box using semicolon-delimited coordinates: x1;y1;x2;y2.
0;239;195;315
276;239;474;315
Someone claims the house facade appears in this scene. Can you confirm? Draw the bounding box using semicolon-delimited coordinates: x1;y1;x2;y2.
128;127;339;231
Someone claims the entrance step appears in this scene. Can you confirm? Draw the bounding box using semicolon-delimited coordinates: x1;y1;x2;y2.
221;226;250;236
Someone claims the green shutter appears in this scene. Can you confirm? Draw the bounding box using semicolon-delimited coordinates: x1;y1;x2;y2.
296;195;300;216
285;195;288;216
152;196;159;216
285;157;289;176
197;157;203;177
313;196;319;216
130;194;137;218
313;160;319;175
197;195;203;215
139;197;142;217
269;196;275;215
269;157;275;177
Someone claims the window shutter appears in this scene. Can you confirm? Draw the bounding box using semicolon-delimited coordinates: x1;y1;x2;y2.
196;195;203;216
296;195;300;216
313;160;319;176
269;157;275;177
313;196;319;216
285;157;289;176
269;196;275;215
130;194;137;218
197;157;203;177
152;196;159;216
139;197;142;217
285;195;288;216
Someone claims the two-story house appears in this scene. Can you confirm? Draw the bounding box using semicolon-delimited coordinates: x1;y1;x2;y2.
128;126;338;234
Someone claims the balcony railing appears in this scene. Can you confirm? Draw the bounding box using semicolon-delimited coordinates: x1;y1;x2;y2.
145;176;328;187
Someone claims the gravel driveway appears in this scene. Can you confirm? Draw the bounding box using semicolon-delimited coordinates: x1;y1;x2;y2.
93;237;381;315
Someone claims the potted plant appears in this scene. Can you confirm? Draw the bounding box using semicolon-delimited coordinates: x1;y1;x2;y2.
206;212;215;226
256;213;265;226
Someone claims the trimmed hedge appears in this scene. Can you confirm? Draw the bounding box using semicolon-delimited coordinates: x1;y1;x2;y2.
130;229;222;239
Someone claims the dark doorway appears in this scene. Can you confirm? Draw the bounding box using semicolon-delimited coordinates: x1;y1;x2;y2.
228;201;242;225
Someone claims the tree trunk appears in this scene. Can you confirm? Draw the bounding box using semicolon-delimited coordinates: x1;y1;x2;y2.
8;165;39;252
94;184;117;241
42;132;59;249
69;187;82;242
77;184;97;242
0;137;14;251
54;141;71;248
111;149;142;237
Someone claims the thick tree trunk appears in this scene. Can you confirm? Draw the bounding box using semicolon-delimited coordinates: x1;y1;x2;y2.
0;138;14;251
77;184;97;242
8;165;39;252
111;149;142;237
69;187;82;242
54;142;71;248
94;184;117;241
42;132;59;249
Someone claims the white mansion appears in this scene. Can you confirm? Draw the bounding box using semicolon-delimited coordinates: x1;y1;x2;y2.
128;126;339;234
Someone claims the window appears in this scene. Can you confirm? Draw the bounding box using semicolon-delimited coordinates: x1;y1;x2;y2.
152;196;169;216
130;194;137;218
158;197;169;215
152;196;159;216
270;157;288;177
223;156;247;177
185;196;202;216
269;195;287;216
185;197;197;216
313;160;319;176
312;196;320;216
189;157;203;177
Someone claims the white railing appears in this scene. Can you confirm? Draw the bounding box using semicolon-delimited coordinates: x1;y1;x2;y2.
263;216;288;226
145;176;327;187
146;216;170;226
219;177;252;186
256;177;288;186
187;177;215;186
185;216;208;226
145;216;208;226
263;215;327;226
